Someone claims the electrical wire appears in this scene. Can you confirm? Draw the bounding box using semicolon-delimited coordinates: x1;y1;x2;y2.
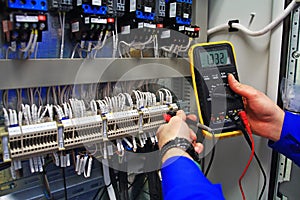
92;186;107;200
19;30;34;53
71;43;80;59
204;135;216;176
207;0;297;37
237;111;255;200
59;12;66;59
6;42;17;59
237;116;267;200
62;167;68;200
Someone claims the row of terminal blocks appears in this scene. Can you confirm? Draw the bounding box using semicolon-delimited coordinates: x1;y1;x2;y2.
0;103;178;162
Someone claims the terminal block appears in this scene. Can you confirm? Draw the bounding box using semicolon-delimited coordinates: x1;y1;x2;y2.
60;115;103;149
184;25;200;38
47;0;73;12
158;0;166;17
105;110;140;140
2;13;48;43
7;121;58;159
167;0;192;25
141;104;169;132
71;15;115;41
74;0;107;15
6;0;48;11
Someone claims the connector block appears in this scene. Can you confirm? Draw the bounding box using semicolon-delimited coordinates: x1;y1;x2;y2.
7;0;48;11
81;4;107;15
141;104;170;132
176;16;191;25
8;122;58;159
105;110;140;140
48;0;73;12
116;0;125;11
176;0;192;4
61;115;103;149
136;11;155;21
158;0;166;17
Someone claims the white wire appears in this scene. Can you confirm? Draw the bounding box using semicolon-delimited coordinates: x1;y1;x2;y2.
71;43;80;59
34;42;39;59
102;159;117;200
59;12;66;59
6;42;17;59
28;30;38;58
118;40;133;58
207;0;297;36
19;30;34;53
93;31;108;58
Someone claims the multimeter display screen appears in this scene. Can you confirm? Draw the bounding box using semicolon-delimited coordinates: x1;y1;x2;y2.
199;49;231;67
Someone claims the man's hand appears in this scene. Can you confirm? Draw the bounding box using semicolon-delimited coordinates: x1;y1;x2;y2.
228;74;284;141
156;110;203;162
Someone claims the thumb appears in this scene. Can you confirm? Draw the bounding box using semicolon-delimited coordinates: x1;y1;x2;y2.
228;74;256;99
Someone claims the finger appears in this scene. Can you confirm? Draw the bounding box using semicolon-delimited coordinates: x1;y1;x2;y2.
187;113;197;121
228;74;257;99
176;110;186;120
193;143;204;154
189;129;197;141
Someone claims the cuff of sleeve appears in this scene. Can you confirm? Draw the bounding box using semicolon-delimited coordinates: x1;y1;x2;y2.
161;156;224;200
269;111;300;166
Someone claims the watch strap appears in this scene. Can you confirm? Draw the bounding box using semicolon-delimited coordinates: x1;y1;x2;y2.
160;137;200;162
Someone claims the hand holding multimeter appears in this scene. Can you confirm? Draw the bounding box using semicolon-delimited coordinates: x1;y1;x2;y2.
189;41;244;138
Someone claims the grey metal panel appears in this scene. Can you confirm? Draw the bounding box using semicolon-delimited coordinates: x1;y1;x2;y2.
192;0;208;42
0;58;191;89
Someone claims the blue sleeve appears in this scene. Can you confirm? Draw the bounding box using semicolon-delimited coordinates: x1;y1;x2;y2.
269;111;300;167
161;156;225;200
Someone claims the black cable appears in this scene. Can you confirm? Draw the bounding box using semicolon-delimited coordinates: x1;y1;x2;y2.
204;133;216;176
0;162;11;171
133;176;148;200
229;113;267;200
99;187;107;200
118;169;129;200
62;167;68;200
92;186;106;200
204;146;216;177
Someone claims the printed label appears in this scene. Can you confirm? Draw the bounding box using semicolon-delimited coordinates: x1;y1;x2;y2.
144;6;152;13
71;22;80;33
21;122;57;134
15;15;38;22
161;30;171;39
130;0;136;12
8;126;21;136
183;13;189;19
91;18;107;24
169;3;176;18
92;0;101;6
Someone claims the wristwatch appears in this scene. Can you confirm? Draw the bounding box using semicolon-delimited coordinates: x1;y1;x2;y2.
160;137;200;162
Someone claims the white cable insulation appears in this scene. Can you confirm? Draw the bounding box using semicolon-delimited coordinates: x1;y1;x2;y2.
207;0;297;36
102;159;117;200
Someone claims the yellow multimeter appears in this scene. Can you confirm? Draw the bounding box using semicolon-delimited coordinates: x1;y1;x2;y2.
189;41;244;138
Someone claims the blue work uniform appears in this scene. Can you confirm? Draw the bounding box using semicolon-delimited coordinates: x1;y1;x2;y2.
161;111;300;199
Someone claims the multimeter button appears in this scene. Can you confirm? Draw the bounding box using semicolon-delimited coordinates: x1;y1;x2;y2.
203;76;210;81
212;75;219;80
